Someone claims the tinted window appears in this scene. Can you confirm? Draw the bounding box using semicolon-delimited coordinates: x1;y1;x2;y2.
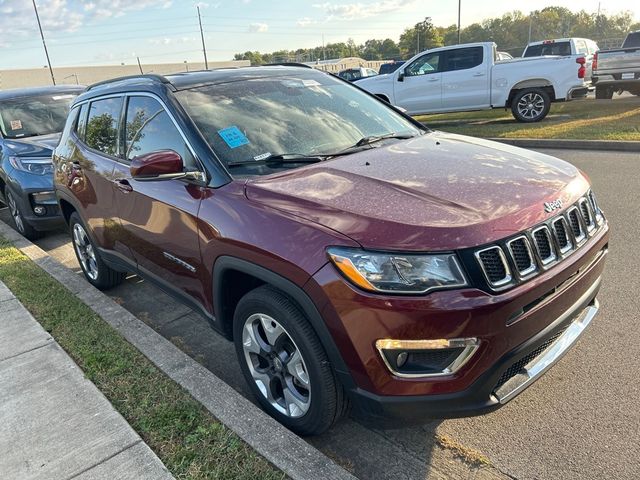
85;97;122;156
405;52;441;76
623;32;640;48
442;47;483;71
125;96;196;169
76;103;89;140
524;42;571;57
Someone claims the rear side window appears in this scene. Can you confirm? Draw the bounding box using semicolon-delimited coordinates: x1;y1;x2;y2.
85;97;123;156
623;32;640;48
442;47;483;72
575;40;588;55
124;96;197;169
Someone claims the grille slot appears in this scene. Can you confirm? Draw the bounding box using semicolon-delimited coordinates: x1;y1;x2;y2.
567;207;586;243
588;191;602;223
532;226;556;265
476;247;512;287
507;236;536;277
552;217;572;254
579;198;595;232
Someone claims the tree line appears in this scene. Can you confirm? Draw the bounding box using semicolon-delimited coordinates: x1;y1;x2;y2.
234;6;640;65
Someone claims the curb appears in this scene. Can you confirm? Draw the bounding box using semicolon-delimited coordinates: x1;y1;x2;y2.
0;220;356;480
487;137;640;152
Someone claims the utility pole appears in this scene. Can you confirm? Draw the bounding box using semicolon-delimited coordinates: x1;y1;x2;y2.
32;0;55;85
416;32;420;54
197;6;209;69
137;57;144;74
322;34;326;61
457;0;462;44
528;15;533;44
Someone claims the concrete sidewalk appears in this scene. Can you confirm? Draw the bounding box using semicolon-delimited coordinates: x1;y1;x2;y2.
0;280;173;480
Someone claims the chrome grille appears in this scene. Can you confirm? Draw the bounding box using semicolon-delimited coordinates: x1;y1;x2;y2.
532;226;556;265
475;246;511;287
507;236;536;277
473;191;604;291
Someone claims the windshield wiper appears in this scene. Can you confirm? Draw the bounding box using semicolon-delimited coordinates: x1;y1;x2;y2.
226;153;327;168
331;132;418;156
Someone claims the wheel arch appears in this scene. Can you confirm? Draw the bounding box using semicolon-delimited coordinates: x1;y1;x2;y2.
213;256;356;390
506;80;556;107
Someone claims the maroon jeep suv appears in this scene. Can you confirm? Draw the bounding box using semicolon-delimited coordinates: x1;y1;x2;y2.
53;67;608;435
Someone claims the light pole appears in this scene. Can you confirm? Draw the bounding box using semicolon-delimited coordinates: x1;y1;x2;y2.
457;0;462;44
32;0;55;85
197;6;209;69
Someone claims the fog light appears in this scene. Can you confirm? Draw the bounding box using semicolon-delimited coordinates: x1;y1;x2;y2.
33;205;46;216
376;338;479;378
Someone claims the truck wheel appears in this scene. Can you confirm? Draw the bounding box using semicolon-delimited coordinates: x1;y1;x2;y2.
595;86;614;99
233;285;347;435
69;212;126;289
6;190;43;240
511;88;551;123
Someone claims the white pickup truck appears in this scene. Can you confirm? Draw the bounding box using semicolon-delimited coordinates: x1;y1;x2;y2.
356;42;589;122
522;37;599;83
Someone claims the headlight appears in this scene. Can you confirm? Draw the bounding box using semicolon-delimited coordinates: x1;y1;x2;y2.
8;156;53;175
327;247;467;294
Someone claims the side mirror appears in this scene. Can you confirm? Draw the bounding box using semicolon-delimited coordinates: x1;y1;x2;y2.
397;70;405;82
130;150;185;181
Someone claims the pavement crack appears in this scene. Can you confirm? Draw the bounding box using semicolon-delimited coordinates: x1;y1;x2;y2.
0;340;53;364
64;439;143;480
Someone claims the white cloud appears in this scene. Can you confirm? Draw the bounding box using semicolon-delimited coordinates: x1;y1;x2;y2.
297;17;315;27
248;22;269;33
312;0;416;20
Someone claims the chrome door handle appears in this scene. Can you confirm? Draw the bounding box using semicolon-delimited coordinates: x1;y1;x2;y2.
113;179;133;193
473;72;486;77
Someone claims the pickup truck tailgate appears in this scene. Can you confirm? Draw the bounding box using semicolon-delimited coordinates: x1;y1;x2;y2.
596;48;640;75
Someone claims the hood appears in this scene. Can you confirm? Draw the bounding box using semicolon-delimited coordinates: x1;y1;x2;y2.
356;74;390;89
2;133;61;157
245;131;590;251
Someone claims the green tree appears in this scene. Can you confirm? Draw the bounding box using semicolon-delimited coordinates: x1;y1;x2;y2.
399;17;444;57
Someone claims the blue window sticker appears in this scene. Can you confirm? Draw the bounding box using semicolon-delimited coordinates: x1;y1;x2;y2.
218;126;249;149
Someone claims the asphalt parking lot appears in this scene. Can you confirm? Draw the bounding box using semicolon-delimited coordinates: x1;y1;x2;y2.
2;147;638;479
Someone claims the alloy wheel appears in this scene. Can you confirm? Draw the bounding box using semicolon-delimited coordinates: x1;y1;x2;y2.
6;192;25;234
241;313;311;418
517;92;545;120
72;223;99;281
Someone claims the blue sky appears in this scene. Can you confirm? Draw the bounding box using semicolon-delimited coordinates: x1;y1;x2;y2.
1;0;638;69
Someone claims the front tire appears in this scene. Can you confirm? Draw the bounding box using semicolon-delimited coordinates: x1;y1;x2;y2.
6;190;43;240
69;212;125;289
233;285;347;435
511;88;551;122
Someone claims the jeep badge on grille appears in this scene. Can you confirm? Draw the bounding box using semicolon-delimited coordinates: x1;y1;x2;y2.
544;199;563;213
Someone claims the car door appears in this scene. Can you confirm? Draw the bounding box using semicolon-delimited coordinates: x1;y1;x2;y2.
440;46;490;110
111;94;207;305
69;97;124;252
393;51;443;114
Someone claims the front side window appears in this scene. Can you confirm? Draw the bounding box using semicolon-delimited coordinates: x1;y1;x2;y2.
124;96;196;169
85;97;123;156
176;73;421;176
405;53;441;76
0;92;78;139
442;47;483;72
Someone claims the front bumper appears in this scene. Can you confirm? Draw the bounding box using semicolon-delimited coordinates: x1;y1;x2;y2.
307;223;609;420
4;173;64;231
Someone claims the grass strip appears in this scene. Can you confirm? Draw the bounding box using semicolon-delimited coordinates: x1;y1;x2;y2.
415;97;640;141
0;236;284;480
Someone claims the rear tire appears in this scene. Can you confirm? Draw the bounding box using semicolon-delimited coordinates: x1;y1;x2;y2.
69;212;125;289
511;88;551;122
233;285;347;435
6;190;43;240
595;85;614;99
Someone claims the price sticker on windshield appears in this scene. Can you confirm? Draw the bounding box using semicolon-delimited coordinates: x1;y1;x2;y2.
9;120;22;130
218;126;249;149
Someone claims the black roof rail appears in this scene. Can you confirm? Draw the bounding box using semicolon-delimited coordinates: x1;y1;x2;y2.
87;74;173;91
263;62;313;69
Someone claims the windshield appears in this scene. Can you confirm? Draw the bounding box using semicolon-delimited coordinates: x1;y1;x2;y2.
0;93;78;139
176;72;422;175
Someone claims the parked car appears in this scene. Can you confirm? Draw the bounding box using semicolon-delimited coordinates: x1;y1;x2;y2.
496;51;514;61
592;31;640;98
0;85;84;239
337;67;378;82
356;42;589;122
378;61;405;75
54;67;608;435
523;38;599;83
